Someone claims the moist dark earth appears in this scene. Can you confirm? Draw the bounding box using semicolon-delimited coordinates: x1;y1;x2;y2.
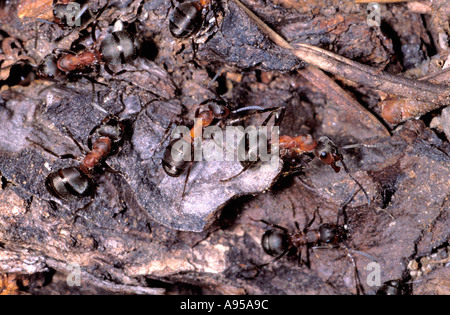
0;0;448;294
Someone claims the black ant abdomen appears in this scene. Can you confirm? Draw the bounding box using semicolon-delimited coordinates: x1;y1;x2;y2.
46;167;94;201
169;1;205;39
376;280;409;295
162;138;191;177
261;229;289;257
100;30;142;65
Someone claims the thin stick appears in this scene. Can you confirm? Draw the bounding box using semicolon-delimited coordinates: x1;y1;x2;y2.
230;0;450;107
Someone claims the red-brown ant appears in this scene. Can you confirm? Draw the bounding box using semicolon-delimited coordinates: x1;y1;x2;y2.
256;208;369;294
221;107;344;180
221;107;370;204
162;99;280;199
39;18;142;79
3;3;141;81
27;114;125;213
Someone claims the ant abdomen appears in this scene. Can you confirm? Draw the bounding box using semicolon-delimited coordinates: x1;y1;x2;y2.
100;30;142;65
46;167;94;200
162;138;191;177
169;1;204;39
261;229;289;257
376;280;409;295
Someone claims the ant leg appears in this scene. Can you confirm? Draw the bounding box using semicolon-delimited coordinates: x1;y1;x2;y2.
189;38;200;67
253;219;289;234
181;160;194;199
38;83;81;96
101;161;124;176
157;123;175;149
227;106;282;125
35;20;38;50
90;0;110;43
60;125;88;155
336;184;359;225
115;91;127;116
272;106;286;127
26;137;77;160
53;48;77;56
72;190;96;223
104;64;116;76
257;248;289;269
83;76;109;114
0;59;36;71
346;252;365;295
303;207;322;232
219;163;253;183
298;246;312;268
174;160;194;213
340;160;371;207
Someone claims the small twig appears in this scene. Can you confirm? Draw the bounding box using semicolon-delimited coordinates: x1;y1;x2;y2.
230;0;450;108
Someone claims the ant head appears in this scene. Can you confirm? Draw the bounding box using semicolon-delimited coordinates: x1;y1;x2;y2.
97;117;124;143
261;229;289;257
196;99;229;119
314;136;343;172
89;117;125;155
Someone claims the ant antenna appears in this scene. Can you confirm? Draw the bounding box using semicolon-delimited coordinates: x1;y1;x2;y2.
207;65;225;88
340;160;371;207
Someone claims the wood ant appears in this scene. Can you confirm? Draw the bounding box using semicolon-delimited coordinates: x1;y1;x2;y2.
221;107;370;204
222;107;347;180
169;0;212;39
27;114;125;213
38;19;142;79
161;99;280;199
3;3;141;81
256;208;368;294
